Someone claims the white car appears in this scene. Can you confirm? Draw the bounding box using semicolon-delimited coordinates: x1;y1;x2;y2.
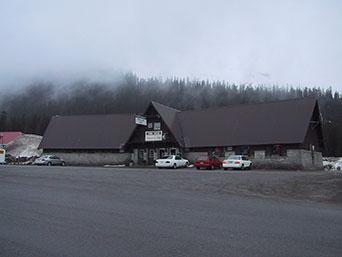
222;155;252;170
335;161;342;171
155;155;189;169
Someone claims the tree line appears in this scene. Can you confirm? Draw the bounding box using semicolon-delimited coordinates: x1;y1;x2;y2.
0;73;341;156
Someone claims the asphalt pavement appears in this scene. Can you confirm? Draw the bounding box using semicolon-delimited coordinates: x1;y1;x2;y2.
0;165;341;257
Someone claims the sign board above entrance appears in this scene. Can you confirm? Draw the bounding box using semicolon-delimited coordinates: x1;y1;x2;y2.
135;115;147;126
145;131;163;142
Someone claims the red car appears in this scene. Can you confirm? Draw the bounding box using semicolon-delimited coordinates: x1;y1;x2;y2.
194;156;222;170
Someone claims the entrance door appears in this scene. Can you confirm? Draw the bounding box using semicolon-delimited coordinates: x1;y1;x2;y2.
170;148;177;155
159;148;166;158
138;149;145;165
148;149;155;165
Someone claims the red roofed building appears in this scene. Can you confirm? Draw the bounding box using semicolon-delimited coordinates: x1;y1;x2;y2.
0;132;23;145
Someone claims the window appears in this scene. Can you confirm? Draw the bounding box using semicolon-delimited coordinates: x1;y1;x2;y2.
266;145;287;157
154;122;161;130
266;146;272;157
148;122;153;129
197;156;208;161
272;145;286;156
228;155;240;160
148;149;154;158
175;156;181;160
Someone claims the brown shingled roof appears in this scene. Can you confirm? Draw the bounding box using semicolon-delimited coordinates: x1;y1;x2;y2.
150;101;184;146
177;98;318;148
40;98;319;150
39;114;136;149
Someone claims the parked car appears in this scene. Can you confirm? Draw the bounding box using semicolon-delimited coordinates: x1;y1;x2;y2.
222;155;252;170
194;156;222;170
335;161;342;171
155;155;189;169
33;155;65;166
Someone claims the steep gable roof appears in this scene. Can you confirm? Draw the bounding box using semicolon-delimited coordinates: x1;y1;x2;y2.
39;114;136;149
40;98;320;151
150;101;184;145
177;98;318;148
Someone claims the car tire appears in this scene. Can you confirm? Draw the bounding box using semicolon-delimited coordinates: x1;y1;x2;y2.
196;167;200;170
61;162;65;166
47;162;52;166
241;164;244;170
337;167;341;171
224;168;228;171
185;162;189;167
173;163;177;169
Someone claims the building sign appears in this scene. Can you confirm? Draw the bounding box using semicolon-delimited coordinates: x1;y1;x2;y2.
135;115;147;126
145;131;163;142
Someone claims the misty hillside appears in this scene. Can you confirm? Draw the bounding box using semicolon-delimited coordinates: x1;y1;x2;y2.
0;73;341;156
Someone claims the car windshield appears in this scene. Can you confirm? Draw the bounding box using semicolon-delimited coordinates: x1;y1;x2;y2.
161;156;173;159
228;155;241;160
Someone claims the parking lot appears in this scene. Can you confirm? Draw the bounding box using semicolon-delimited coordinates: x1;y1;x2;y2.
0;165;341;257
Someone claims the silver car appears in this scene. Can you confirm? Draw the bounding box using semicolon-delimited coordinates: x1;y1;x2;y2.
33;155;66;166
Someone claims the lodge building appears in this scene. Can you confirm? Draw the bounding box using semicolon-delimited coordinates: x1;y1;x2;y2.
39;98;324;170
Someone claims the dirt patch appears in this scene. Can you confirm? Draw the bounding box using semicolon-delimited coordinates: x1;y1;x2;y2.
255;173;342;203
234;173;341;204
185;171;342;204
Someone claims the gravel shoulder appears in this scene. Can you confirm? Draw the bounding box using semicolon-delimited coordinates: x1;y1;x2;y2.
191;170;342;204
1;165;341;205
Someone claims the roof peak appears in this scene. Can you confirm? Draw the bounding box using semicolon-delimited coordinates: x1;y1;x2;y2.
150;101;180;112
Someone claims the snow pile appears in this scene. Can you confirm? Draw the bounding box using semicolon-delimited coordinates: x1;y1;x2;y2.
323;157;342;171
6;134;43;158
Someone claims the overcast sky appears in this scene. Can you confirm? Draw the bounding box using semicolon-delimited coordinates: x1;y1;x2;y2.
0;0;341;90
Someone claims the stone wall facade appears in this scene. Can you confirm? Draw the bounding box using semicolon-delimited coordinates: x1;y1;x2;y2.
185;149;323;170
251;149;323;170
184;152;208;163
45;149;323;170
44;151;131;166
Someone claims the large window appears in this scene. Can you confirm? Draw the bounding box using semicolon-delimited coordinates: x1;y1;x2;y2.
273;145;286;156
266;145;287;157
154;122;161;130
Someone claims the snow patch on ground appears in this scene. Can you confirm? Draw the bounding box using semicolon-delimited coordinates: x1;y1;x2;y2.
323;157;342;172
6;134;43;158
